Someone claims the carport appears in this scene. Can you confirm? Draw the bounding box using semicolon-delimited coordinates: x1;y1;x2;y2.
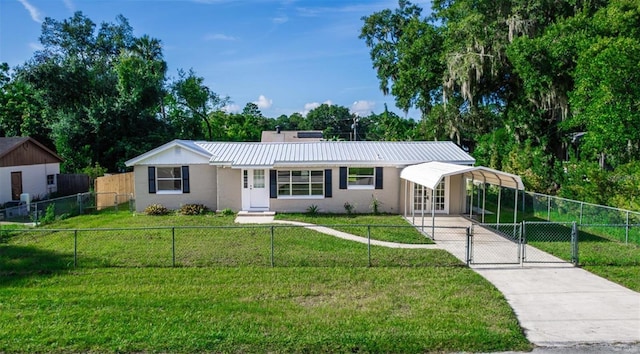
400;161;525;236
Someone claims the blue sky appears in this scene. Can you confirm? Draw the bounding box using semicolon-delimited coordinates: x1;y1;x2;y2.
0;0;429;118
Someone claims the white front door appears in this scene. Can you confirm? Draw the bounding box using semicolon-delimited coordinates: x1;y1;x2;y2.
241;169;269;210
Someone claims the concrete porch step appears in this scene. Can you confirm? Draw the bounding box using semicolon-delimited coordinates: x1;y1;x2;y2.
237;211;276;217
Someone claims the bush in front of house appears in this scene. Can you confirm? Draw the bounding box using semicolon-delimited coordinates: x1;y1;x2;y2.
179;204;208;215
145;203;169;215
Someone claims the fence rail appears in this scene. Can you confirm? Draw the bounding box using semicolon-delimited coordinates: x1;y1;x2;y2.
1;225;460;270
0;192;134;224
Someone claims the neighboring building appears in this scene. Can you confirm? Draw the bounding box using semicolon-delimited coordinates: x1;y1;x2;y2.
0;137;62;204
261;128;323;143
125;139;522;215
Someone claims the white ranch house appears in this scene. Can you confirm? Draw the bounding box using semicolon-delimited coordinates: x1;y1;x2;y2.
125;140;523;220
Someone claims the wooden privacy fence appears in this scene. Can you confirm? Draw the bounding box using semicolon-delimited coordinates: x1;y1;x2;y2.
95;172;134;210
57;174;90;196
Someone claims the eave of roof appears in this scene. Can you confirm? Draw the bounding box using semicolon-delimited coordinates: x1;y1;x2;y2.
0;137;63;162
124;139;213;166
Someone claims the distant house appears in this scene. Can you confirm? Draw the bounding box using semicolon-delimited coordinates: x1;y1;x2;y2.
261;128;323;143
0;137;62;203
125;139;523;215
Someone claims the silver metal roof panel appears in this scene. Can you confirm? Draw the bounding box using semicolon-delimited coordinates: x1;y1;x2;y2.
194;141;475;167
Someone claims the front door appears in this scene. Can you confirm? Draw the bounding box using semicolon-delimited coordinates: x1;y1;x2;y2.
11;172;22;201
241;169;269;210
412;179;447;214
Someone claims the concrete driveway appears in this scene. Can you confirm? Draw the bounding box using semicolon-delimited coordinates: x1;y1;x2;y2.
408;216;640;347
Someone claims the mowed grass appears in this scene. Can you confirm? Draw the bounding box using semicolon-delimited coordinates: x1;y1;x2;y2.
0;210;532;353
0;268;530;353
276;213;434;244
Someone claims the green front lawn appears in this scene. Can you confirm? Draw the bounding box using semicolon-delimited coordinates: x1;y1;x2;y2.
0;268;530;353
0;209;532;353
276;213;434;244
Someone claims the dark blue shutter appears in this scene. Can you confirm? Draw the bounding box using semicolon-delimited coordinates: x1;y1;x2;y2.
375;167;383;189
181;166;190;193
148;167;156;194
324;169;332;198
270;170;277;198
339;167;347;189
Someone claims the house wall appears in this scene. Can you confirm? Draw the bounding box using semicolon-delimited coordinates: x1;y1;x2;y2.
216;167;242;211
269;166;402;214
0;163;60;203
448;174;465;214
133;164;217;212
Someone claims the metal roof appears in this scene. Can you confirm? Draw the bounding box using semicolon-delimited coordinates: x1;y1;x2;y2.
194;141;475;168
401;161;524;190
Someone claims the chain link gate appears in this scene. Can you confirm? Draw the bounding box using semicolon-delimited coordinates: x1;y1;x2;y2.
466;221;578;266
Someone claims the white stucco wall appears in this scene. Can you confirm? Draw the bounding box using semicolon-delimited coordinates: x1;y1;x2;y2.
269;166;402;214
133;164;217;212
0;163;60;203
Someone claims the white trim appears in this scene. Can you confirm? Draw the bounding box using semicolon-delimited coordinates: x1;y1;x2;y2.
347;185;375;190
156;190;183;195
277;195;325;200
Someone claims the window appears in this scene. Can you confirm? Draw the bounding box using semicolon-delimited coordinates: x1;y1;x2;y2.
157;167;182;192
46;174;55;186
434;179;445;211
348;167;374;189
277;170;323;197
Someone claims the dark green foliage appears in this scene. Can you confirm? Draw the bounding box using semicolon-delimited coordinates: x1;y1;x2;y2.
306;204;319;215
220;208;235;216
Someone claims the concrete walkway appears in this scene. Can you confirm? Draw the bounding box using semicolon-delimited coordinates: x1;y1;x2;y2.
236;214;640;347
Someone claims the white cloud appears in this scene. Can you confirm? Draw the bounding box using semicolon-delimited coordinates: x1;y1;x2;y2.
350;100;375;116
63;0;75;12
222;104;241;113
18;0;43;23
253;95;273;109
204;33;237;41
301;100;332;116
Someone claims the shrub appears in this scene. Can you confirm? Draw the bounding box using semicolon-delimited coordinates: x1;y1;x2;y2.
221;208;235;216
344;202;354;215
370;195;381;215
179;204;208;215
37;204;56;225
306;204;319;215
145;203;169;215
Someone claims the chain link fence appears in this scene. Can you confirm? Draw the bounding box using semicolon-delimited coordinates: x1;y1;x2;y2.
525;191;640;245
1;225;462;271
0;192;134;224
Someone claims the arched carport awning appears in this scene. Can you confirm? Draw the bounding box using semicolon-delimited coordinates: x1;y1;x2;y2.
400;162;525;237
400;161;524;191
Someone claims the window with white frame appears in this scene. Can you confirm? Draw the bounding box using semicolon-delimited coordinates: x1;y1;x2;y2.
348;167;374;188
46;174;55;186
157;167;182;192
277;170;323;197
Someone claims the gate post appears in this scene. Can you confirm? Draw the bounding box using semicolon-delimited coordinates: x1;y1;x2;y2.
571;222;579;266
465;226;471;266
519;221;525;266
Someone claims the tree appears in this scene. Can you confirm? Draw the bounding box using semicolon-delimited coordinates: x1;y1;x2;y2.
360;1;443;117
302;104;355;140
14;12;171;172
168;69;228;140
365;104;416;141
